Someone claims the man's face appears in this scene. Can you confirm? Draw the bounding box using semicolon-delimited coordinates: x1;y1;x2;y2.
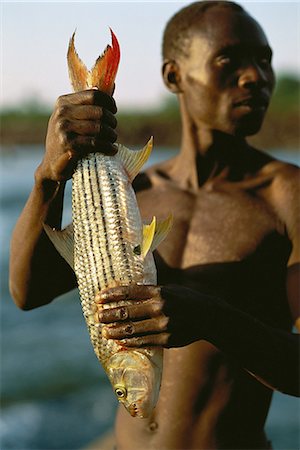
177;8;275;136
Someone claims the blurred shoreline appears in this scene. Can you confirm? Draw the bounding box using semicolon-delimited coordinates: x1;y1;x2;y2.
1;74;299;152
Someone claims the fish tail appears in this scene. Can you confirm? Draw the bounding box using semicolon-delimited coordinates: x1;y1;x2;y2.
67;28;120;94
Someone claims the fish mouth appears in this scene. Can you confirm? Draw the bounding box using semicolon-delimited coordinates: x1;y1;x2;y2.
128;402;140;418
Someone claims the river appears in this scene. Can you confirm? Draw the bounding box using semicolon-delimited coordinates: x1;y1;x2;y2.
0;146;299;449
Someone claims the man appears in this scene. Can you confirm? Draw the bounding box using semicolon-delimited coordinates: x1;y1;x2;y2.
9;1;299;449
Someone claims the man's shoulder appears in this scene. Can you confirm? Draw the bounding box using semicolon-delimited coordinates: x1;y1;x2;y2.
262;156;300;236
264;157;300;193
249;146;299;187
133;157;177;194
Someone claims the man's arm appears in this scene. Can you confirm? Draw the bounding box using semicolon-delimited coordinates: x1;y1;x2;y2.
9;89;117;310
96;283;299;396
96;164;300;396
9;176;76;310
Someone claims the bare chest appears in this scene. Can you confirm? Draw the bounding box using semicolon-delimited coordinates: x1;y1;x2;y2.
138;182;279;269
182;186;278;267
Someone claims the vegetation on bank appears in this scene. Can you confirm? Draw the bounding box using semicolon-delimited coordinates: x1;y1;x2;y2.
1;74;299;151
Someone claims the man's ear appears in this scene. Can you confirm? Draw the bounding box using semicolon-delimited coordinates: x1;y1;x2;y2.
162;60;182;94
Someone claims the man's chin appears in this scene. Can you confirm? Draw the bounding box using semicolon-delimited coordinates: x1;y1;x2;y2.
234;117;265;137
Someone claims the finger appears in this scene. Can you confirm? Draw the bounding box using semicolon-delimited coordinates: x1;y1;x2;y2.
99;299;164;323
103;316;168;340
69;136;118;156
65;120;117;142
58;90;117;113
116;333;171;348
102;109;117;129
68;106;117;129
96;285;160;304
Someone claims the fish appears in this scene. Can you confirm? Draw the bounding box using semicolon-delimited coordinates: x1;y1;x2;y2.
44;29;172;418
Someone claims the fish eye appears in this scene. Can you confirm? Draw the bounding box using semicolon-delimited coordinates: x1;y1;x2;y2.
115;386;127;399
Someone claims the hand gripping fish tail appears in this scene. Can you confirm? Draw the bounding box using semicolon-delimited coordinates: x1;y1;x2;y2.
44;29;173;419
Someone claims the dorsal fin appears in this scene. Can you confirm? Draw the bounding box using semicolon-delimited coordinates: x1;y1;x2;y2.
117;138;153;182
44;223;74;269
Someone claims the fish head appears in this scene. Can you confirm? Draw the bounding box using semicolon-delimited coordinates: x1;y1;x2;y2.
107;349;162;418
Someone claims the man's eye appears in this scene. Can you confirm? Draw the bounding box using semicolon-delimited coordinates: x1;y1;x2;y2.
258;57;271;67
216;55;231;66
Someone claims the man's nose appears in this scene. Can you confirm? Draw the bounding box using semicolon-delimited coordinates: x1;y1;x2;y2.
238;62;268;89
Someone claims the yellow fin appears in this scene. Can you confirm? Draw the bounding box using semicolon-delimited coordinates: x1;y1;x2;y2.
44;223;74;269
142;216;156;258
117;137;153;182
150;214;173;252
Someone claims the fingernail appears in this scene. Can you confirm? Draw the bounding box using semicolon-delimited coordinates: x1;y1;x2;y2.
102;326;109;338
95;292;101;302
99;291;110;301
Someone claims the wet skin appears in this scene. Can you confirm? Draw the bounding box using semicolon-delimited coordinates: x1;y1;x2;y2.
96;8;299;449
9;5;299;450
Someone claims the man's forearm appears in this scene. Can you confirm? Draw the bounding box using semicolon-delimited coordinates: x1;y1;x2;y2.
205;296;300;396
96;284;299;396
9;174;75;309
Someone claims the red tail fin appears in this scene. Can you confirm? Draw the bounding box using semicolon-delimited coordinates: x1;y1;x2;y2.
67;29;120;95
90;29;120;95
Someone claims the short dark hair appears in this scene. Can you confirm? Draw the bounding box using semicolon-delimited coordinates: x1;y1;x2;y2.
162;1;245;60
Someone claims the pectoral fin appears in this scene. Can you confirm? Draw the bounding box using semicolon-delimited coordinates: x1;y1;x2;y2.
117;138;153;182
44;223;74;269
141;214;173;258
142;217;156;258
150;214;173;252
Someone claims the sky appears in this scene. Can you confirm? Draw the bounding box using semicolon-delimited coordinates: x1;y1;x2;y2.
1;1;300;110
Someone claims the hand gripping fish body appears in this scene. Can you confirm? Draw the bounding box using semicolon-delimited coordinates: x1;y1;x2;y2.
45;30;172;418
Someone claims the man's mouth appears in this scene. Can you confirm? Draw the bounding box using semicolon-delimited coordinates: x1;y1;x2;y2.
233;95;269;111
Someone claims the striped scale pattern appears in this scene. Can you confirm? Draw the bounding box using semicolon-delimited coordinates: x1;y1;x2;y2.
72;151;156;365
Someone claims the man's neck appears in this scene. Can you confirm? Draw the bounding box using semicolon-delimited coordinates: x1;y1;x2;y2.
169;110;249;190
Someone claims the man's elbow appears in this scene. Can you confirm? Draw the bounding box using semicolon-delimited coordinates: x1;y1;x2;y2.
9;279;52;311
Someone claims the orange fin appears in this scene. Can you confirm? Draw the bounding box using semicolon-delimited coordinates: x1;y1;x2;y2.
90;28;120;95
67;31;89;92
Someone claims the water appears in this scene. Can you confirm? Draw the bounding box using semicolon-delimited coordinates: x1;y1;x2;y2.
1;146;299;450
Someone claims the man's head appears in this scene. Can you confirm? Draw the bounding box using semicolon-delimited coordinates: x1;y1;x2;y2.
162;1;275;137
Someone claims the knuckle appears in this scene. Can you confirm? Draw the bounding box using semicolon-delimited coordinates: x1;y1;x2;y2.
124;323;134;335
56;104;70;119
152;298;164;315
60;119;70;132
159;315;169;330
55;95;68;109
91;89;101;104
118;306;129;320
164;333;172;347
98;105;104;116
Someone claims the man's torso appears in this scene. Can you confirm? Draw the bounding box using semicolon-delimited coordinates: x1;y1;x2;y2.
115;152;293;449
